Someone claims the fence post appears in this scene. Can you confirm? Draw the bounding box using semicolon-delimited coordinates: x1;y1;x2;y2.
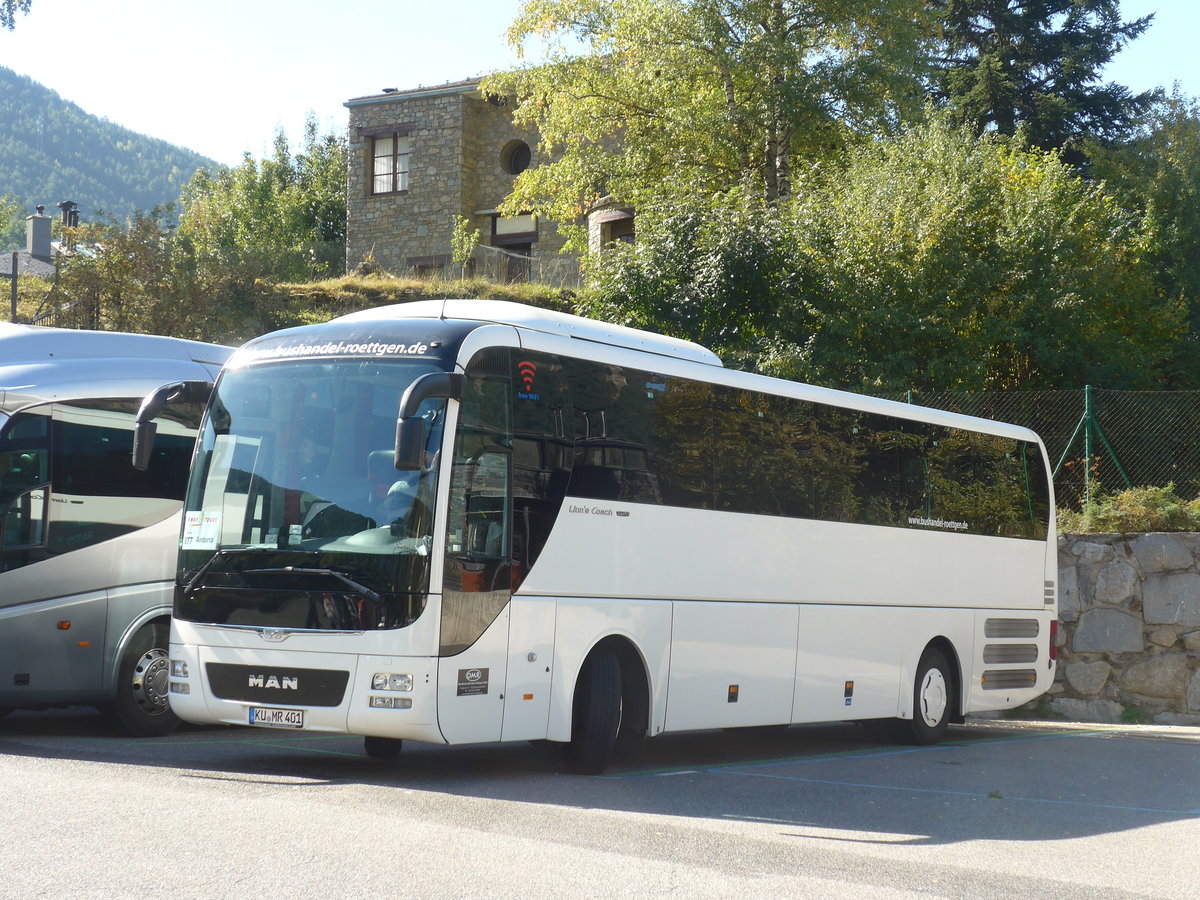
9;251;17;323
1084;384;1094;504
1052;385;1133;506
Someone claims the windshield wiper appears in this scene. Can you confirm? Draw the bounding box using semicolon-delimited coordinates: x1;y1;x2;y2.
181;547;255;597
244;566;383;606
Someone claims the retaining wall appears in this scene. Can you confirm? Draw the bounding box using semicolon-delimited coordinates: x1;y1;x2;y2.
1049;533;1200;725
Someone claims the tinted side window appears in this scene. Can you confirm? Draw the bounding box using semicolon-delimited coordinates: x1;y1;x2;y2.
538;355;1051;539
925;431;1050;538
49;401;194;554
510;351;573;574
0;409;51;571
562;358;711;507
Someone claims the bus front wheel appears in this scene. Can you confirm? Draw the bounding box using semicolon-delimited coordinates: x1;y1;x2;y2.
564;649;622;775
108;622;180;738
364;736;403;760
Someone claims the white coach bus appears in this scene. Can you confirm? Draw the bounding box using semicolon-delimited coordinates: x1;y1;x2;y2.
155;300;1057;772
0;323;231;735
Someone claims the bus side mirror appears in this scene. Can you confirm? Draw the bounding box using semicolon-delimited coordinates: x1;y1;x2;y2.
132;380;214;471
132;420;159;471
394;418;427;471
394;372;464;470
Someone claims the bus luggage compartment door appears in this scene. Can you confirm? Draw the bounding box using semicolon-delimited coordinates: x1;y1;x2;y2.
500;596;555;742
664;601;798;731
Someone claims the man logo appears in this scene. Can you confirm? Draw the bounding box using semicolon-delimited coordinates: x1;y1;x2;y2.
248;674;299;690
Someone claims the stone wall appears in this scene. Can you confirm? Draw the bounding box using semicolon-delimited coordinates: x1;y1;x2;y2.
1051;533;1200;725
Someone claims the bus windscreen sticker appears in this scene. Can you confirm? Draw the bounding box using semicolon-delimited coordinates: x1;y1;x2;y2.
457;668;489;696
181;511;221;549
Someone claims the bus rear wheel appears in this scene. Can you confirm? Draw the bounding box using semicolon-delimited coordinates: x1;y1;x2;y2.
108;622;180;738
363;736;403;760
898;648;953;745
564;649;622;775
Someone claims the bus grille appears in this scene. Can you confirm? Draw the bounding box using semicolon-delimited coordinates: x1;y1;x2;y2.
206;663;349;707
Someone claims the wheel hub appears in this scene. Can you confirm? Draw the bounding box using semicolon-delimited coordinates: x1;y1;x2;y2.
131;649;171;715
918;668;947;727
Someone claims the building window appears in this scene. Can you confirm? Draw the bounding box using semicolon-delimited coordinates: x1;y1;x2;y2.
372;133;411;194
500;139;531;175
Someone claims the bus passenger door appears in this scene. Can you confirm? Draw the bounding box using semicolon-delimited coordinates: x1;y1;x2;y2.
436;451;513;744
436;363;515;744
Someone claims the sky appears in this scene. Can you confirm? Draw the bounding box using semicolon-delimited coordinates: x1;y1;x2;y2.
0;0;1196;169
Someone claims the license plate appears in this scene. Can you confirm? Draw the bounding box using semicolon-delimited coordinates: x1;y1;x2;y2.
248;706;304;729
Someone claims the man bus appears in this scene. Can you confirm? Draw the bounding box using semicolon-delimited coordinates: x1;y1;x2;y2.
153;300;1056;771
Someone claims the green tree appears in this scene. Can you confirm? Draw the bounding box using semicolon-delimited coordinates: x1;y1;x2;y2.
0;192;19;249
930;0;1155;160
1088;91;1200;383
788;114;1182;390
450;215;481;279
1;0;30;30
486;0;930;250
51;208;266;341
178;115;346;282
583;187;801;367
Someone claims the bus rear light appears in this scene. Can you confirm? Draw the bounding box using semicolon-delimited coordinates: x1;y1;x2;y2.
1049;620;1059;660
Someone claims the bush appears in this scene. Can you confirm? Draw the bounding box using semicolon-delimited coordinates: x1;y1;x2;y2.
1057;483;1200;533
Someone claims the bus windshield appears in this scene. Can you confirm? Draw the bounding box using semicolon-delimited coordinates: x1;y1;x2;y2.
176;357;447;631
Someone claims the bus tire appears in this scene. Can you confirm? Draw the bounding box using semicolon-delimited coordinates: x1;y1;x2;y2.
900;648;953;746
565;649;622;775
363;736;403;760
109;622;180;738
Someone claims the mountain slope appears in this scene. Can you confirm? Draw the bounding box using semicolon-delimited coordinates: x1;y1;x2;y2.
0;65;218;237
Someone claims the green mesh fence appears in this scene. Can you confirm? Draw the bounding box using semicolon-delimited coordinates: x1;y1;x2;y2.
873;387;1200;509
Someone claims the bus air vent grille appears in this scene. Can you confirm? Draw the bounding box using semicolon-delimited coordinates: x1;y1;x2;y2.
984;618;1040;639
983;644;1039;664
981;669;1038;690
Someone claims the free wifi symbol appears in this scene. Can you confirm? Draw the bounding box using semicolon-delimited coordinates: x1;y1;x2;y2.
518;360;537;392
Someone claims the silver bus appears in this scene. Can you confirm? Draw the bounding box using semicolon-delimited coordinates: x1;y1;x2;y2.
0;323;231;735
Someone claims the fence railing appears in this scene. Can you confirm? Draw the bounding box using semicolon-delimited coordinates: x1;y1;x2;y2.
465;244;581;290
879;387;1200;507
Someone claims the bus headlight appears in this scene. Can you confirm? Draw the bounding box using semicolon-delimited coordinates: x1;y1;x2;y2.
170;660;189;678
372;673;413;692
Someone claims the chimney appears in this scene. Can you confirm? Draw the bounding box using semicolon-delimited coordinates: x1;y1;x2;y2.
26;207;52;262
57;199;79;228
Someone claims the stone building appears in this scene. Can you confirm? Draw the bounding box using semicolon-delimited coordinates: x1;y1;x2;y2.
344;79;579;284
